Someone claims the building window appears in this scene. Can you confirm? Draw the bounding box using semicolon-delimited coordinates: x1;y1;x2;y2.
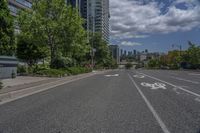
8;5;19;15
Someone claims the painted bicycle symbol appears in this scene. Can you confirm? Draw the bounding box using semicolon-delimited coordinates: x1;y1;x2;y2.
141;82;167;90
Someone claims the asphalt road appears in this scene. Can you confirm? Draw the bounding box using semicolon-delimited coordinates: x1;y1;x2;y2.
0;69;200;133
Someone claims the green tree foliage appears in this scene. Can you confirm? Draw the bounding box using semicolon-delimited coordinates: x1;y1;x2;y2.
0;0;15;55
16;35;48;67
148;41;200;69
182;41;200;69
148;59;160;68
90;33;111;67
17;0;89;68
125;62;133;69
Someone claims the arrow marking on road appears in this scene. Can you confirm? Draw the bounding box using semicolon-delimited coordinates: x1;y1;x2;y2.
105;74;119;77
133;75;145;78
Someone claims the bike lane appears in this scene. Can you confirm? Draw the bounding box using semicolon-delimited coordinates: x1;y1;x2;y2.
128;70;200;133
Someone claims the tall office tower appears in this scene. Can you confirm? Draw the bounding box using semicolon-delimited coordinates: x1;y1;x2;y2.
120;49;123;56
65;0;110;43
66;0;82;14
109;45;120;64
86;0;110;43
8;0;32;17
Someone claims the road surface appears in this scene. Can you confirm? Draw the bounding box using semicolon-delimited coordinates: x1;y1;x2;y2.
0;69;200;133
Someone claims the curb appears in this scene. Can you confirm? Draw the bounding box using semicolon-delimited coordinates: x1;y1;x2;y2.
0;70;110;105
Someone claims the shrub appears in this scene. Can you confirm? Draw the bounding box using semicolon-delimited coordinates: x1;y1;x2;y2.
125;62;133;69
50;56;72;69
17;65;27;74
11;70;16;78
65;67;92;75
35;67;92;77
36;69;66;77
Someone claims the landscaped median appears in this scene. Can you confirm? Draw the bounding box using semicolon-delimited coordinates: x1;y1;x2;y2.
0;70;111;105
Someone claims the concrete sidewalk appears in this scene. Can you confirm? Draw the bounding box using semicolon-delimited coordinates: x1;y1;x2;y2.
0;70;110;104
0;76;59;94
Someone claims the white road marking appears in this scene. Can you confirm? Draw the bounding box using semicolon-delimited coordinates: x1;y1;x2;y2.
128;74;170;133
133;75;145;78
188;73;200;76
195;98;200;103
170;76;199;84
137;72;200;98
141;82;167;90
105;74;119;77
172;88;181;95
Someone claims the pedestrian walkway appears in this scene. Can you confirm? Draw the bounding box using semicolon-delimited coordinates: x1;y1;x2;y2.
0;70;110;104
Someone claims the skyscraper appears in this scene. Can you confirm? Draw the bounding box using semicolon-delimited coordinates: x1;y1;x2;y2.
83;0;110;43
8;0;32;16
109;45;120;64
8;0;32;33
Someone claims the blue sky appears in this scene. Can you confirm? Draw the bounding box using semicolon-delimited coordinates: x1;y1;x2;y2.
110;0;200;53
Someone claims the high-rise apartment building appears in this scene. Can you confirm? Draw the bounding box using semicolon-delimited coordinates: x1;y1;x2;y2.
109;45;120;64
8;0;32;16
8;0;32;33
73;0;110;43
7;0;110;43
86;0;110;43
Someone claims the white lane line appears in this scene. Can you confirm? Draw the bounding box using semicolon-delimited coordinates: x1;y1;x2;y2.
128;74;170;133
170;76;199;84
137;72;200;98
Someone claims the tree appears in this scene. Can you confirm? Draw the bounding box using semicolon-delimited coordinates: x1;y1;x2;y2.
18;0;88;68
185;41;200;69
90;33;111;67
16;35;48;67
0;0;15;55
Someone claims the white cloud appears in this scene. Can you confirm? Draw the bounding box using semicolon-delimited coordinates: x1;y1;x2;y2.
120;41;142;46
110;0;200;41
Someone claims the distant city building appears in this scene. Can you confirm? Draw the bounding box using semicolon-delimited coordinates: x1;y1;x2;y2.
124;50;127;56
120;49;123;57
139;53;147;61
133;50;137;56
109;45;120;63
128;51;132;56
